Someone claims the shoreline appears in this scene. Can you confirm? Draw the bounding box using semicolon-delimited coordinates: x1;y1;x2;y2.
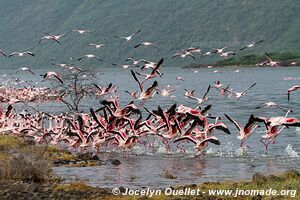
0;170;298;200
0;135;299;199
182;63;300;69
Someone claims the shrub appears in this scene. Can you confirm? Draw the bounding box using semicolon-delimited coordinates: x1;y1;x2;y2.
0;144;52;183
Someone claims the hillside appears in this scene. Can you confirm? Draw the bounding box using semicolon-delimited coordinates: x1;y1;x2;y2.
0;0;299;69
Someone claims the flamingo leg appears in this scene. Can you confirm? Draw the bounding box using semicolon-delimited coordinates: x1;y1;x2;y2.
122;149;127;158
265;141;271;155
151;136;156;148
162;138;170;151
260;138;268;154
145;135;153;148
139;101;145;108
240;139;245;147
176;142;186;154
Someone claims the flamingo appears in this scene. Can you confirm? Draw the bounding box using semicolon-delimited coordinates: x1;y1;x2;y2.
174;135;220;153
185;85;211;105
256;101;289;112
220;51;235;58
77;54;102;61
212;81;223;88
186;47;202;53
72;29;91;34
224;114;260;147
212;46;228;54
16;67;35;75
125;58;144;65
9;51;35;57
41;71;63;84
131;70;158;102
253;113;300;154
94;83;114;96
176;77;185;81
265;52;280;67
39;34;62;44
135;58;164;83
227;83;256;98
287;84;300;101
0;50;7;57
114;29;142;41
112;63;132;69
158;89;175;97
89;43;105;49
240;40;263;50
125;91;138;99
184;89;195;97
134;42;158;49
172;51;195;59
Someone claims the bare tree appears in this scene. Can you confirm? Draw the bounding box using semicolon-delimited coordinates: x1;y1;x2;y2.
57;69;97;112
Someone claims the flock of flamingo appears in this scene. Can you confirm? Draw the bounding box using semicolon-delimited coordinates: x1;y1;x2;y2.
0;28;300;157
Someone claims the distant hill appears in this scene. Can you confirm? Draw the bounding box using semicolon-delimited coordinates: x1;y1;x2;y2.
0;0;299;69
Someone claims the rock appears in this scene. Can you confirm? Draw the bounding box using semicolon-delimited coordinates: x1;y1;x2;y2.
119;186;126;193
76;161;87;165
251;194;262;200
69;160;77;164
77;152;93;160
110;159;121;166
62;160;70;164
32;186;38;192
91;155;100;161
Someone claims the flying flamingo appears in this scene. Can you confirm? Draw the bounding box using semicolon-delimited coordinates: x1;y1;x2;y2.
134;42;158;49
185;85;211;105
212;46;228;54
174;135;220;153
131;69;158;103
72;29;91;34
77;54;102;61
287;84;300;101
265;52;280;67
240;40;263;50
9;51;35;57
41;71;63;84
224;114;260;147
16;67;35;75
89;43;105;49
114;29;142;41
227;83;256;98
172;51;195;59
39;34;62;44
0;50;7;57
135;58;164;83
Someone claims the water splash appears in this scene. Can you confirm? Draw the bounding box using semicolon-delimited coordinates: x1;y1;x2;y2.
205;140;249;158
235;147;249;157
284;144;299;158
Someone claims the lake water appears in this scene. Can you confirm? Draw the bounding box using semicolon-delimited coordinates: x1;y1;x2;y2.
1;65;300;189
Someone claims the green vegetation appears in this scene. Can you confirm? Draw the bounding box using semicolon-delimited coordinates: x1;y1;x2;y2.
0;0;299;68
52;182;94;192
216;51;300;66
0;135;52;182
46;146;78;162
102;170;300;200
0;135;77;182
